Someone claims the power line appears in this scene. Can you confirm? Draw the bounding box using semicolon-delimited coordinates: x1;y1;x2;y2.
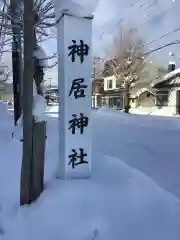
99;0;150;38
99;0;178;46
144;27;180;47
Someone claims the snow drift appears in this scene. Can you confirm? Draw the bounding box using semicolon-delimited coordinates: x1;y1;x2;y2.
0;106;180;240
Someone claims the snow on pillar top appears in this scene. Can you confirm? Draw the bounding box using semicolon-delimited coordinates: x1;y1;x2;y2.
52;0;99;19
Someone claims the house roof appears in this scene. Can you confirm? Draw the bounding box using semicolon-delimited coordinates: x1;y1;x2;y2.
130;87;155;99
152;68;180;88
103;58;123;76
130;80;156;98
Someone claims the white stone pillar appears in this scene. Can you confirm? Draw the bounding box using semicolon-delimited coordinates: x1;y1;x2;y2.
56;13;92;179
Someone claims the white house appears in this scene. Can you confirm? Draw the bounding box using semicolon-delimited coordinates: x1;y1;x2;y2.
152;68;180;115
103;75;117;91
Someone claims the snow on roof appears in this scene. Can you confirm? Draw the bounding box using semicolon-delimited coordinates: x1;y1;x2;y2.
152;68;180;88
53;0;97;19
131;88;155;99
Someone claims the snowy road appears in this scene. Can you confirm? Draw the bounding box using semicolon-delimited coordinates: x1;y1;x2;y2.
93;109;180;199
5;107;180;199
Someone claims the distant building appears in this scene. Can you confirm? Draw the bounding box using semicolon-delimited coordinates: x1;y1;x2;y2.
44;86;58;104
0;82;13;100
152;65;180;115
130;88;156;108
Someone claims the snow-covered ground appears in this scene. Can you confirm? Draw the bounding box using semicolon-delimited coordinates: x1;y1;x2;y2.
1;103;180;240
130;106;178;116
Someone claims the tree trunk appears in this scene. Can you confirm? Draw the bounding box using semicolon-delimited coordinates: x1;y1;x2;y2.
20;0;34;206
124;82;130;113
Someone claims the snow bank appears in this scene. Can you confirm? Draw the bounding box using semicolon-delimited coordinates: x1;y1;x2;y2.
1;107;180;239
130;106;178;116
2;153;180;240
0;101;14;136
130;106;152;115
0;103;21;213
0;101;8;117
150;106;176;116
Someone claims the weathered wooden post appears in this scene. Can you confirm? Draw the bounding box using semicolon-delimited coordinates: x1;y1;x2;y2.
31;120;46;201
31;55;47;201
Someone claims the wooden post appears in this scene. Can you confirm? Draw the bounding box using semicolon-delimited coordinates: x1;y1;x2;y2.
20;0;34;205
31;59;47;202
31;121;46;201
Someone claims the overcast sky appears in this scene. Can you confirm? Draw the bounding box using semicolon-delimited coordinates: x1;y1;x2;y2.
3;0;180;84
93;0;180;60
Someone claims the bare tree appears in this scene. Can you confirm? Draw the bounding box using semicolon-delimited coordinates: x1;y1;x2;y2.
0;0;57;122
0;65;9;99
0;0;57;58
0;0;57;205
19;0;53;205
104;25;147;112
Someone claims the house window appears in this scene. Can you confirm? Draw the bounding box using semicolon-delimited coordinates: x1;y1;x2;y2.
107;79;113;89
156;91;169;106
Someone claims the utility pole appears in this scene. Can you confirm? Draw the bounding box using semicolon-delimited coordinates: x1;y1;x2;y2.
10;0;23;125
20;0;34;205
